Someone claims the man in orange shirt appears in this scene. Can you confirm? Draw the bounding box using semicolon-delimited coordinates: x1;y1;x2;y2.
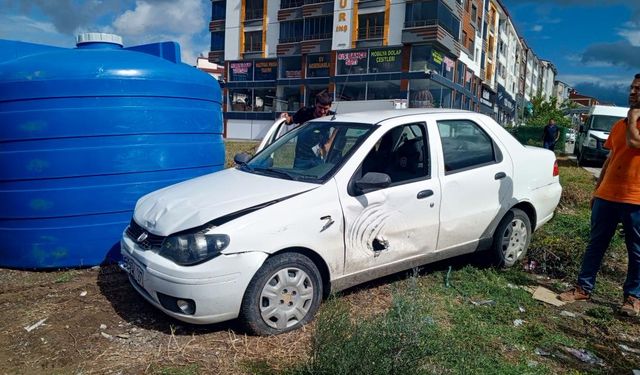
559;74;640;317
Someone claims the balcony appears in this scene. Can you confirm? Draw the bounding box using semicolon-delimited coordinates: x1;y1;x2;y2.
402;19;459;55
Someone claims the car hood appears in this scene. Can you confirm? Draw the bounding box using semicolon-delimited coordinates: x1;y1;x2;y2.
133;168;318;236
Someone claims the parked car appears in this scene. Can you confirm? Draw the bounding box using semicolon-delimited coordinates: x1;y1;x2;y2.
120;109;562;335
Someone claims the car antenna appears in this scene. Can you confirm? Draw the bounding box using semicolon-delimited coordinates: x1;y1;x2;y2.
331;59;354;121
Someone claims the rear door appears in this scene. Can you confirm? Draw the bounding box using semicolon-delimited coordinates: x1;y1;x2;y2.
433;115;514;253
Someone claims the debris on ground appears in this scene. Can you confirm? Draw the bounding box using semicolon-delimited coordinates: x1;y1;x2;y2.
619;344;640;355
518;306;526;313
24;318;47;332
80;291;87;297
534;348;551;356
560;310;576;318
513;319;525;327
101;332;113;340
470;299;495;306
562;346;605;366
531;286;566;307
100;324;107;330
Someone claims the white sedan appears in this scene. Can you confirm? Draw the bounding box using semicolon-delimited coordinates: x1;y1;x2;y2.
120;109;561;335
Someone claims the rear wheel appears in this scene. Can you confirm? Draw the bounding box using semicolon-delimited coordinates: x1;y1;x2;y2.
239;252;322;335
492;208;531;268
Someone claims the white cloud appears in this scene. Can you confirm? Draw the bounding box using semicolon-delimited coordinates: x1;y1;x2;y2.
559;73;630;87
0;14;74;47
532;25;543;32
619;29;640;46
111;0;209;64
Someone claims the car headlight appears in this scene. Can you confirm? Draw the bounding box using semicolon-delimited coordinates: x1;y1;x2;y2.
587;135;598;148
158;233;230;266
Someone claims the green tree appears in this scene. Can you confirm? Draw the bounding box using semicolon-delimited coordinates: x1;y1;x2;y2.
526;94;571;127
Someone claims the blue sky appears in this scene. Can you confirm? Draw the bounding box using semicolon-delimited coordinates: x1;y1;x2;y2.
1;0;639;106
0;0;211;65
502;0;640;106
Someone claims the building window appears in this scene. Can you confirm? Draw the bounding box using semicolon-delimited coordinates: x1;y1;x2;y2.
228;88;276;112
409;79;452;108
336;82;366;101
304;16;333;40
275;85;302;112
307;54;331;77
357;12;384;40
280;20;303;43
405;0;460;41
366;80;402;100
245;0;263;21
471;4;477;23
210;32;224;51
279;57;302;79
212;1;226;20
244;31;262;52
280;0;303;9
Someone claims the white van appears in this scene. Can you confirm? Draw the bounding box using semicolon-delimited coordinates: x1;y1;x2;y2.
575;105;628;165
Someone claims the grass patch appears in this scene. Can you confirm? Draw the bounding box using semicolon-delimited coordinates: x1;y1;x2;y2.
527;162;627;280
54;270;77;283
224;140;259;168
150;364;199;375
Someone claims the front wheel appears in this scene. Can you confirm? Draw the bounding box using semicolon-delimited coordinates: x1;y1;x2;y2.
492;208;531;268
239;252;323;335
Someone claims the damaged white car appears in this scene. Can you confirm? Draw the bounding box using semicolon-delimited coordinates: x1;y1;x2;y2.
120;109;561;335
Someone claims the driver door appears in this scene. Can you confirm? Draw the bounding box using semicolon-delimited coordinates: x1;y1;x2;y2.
257;118;295;152
338;122;441;274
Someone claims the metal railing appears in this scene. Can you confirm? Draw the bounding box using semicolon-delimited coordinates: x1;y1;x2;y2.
281;0;303;8
244;42;263;52
303;32;332;41
357;26;384;40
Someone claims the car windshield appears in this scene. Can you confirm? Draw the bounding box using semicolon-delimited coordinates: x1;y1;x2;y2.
590;115;624;132
240;121;375;183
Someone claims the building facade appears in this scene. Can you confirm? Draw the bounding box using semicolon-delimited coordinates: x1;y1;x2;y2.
209;0;557;138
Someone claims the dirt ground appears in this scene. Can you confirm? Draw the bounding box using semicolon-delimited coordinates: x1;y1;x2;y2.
0;264;393;374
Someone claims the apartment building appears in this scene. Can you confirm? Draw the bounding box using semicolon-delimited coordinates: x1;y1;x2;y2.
210;0;489;138
539;60;557;101
209;0;555;136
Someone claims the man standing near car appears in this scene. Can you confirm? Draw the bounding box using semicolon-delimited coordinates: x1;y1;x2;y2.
559;73;640;317
280;90;336;167
542;118;560;151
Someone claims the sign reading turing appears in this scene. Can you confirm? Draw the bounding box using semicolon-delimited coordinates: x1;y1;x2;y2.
332;0;353;50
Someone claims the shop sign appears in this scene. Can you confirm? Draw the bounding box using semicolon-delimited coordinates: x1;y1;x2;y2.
254;60;277;81
229;61;253;81
369;48;402;73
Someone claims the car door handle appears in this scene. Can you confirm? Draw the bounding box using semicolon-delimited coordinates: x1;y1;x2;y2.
494;172;506;180
417;190;433;199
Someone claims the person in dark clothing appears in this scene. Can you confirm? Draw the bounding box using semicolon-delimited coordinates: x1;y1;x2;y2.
280;91;336;168
542;119;560;151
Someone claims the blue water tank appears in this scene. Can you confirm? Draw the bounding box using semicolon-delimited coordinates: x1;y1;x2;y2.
0;34;224;269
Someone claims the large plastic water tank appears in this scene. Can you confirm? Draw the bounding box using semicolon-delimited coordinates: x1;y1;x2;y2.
0;34;224;269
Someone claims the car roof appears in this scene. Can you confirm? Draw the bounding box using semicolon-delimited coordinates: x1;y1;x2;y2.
309;108;477;125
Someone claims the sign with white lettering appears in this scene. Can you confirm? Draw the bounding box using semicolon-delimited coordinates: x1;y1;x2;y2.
332;0;353;50
229;61;253;81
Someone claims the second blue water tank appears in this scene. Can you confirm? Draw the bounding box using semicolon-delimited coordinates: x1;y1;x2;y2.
0;34;224;268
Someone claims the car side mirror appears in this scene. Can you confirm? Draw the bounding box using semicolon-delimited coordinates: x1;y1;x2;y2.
355;172;391;194
233;152;252;165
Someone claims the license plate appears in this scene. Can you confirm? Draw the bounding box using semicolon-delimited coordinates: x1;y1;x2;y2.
122;254;144;288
